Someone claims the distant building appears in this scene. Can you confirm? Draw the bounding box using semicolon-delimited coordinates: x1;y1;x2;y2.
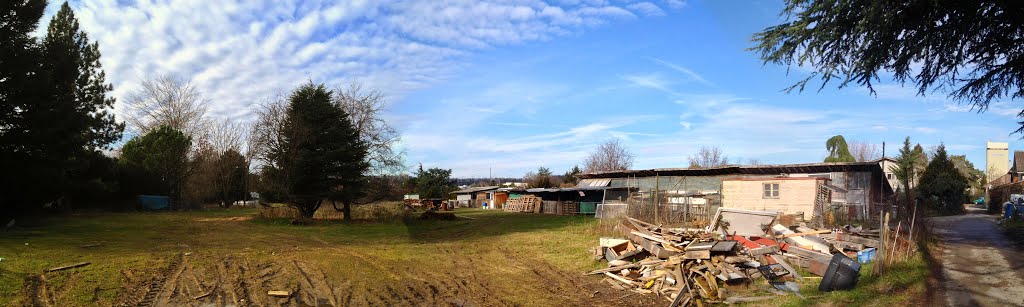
578;159;895;221
501;182;528;188
987;141;1009;184
1011;151;1024;183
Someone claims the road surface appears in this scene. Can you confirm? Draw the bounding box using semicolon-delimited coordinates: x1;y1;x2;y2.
930;206;1024;306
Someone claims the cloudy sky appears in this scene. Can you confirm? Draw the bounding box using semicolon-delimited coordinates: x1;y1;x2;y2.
42;0;1024;177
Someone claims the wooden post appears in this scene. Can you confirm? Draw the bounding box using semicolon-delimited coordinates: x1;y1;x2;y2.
890;221;901;266
655;173;660;224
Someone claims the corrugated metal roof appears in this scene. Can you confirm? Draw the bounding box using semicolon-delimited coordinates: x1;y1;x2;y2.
578;160;891;179
449;186;500;194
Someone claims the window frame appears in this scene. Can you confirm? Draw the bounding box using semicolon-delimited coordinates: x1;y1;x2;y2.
763;183;780;199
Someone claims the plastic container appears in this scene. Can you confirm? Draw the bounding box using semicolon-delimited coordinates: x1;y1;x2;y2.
856;247;876;264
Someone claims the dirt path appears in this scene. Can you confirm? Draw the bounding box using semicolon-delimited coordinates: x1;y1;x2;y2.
929;207;1024;306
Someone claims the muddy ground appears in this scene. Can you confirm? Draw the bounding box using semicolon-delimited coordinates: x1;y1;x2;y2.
9;209;663;306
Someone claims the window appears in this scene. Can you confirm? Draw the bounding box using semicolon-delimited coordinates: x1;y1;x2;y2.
763;183;780;198
887;173;893;180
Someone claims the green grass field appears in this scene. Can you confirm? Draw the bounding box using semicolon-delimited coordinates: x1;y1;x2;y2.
0;207;930;306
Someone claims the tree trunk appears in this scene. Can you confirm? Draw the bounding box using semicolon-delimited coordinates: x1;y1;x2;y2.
342;201;352;221
330;200;354;221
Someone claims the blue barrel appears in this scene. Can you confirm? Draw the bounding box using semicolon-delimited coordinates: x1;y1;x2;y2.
1007;202;1016;220
138;195;170;210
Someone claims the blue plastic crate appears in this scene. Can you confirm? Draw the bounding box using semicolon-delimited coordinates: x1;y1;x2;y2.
857;247;876;264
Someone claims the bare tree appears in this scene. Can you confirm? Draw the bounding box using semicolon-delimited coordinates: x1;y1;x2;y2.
584;138;634;172
205;118;246;153
747;158;764;166
848;140;881;162
688;146;729;169
333;83;405;176
251;96;287;165
123;75;209;137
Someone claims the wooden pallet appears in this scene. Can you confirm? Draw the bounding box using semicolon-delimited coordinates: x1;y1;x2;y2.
504;195;541;213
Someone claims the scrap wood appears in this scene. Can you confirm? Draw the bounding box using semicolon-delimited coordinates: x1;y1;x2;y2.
772;224;830;253
604;278;628;290
586;260;665;275
766;255;802;280
193;291;213;300
748;245;780;256
267;290;290;297
776;229;831;238
604;272;638;286
823;233;880;247
669;290;690;307
630;230;671;244
45;262;90;272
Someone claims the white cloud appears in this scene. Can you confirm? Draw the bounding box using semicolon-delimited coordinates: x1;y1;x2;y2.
649;57;712;86
623;73;680;95
42;0;670;123
628;2;666;17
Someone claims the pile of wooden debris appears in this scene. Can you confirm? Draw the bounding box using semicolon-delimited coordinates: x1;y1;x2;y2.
588;208;891;306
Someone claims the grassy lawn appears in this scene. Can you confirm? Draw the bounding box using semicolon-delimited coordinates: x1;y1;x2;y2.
0;208;617;306
0;207;932;306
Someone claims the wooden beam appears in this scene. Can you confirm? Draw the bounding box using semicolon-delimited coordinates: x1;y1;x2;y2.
45;262;90;272
604;272;638;286
777;229;832;238
585;260;666;275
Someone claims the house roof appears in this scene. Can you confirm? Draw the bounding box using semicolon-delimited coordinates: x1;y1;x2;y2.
449;186;500;194
1014;151;1024;172
578;159;892;179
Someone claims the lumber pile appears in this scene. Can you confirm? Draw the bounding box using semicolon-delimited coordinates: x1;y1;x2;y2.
504;195;541;213
561;201;578;215
589;210;883;306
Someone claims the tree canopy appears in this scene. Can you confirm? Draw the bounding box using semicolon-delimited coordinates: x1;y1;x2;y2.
562;165;582;186
527;167;556;188
753;0;1024;133
824;135;855;163
255;83;369;219
416;165;453;199
584;138;634;173
688;145;729;169
917;144;968;215
120;126;192;207
2;1;123;220
889;137;918;213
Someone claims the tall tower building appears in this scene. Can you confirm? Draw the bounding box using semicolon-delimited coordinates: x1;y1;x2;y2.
987;141;1009;184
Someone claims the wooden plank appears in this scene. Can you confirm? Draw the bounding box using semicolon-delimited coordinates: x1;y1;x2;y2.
823;232;880;246
748;245;780;256
777;229;832;238
267;290;290;297
585;260;666;275
766;255;801;280
630;231;671;245
45;262;90;272
604;272;638;286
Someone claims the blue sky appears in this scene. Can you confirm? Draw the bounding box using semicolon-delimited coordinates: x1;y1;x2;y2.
49;0;1023;177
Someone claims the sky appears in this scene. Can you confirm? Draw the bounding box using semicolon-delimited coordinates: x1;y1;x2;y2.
40;0;1024;178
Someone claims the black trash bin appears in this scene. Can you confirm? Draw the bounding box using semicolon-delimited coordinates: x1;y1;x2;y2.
818;253;861;292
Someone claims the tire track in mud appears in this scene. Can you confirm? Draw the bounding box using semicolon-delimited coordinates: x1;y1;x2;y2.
137;252;183;307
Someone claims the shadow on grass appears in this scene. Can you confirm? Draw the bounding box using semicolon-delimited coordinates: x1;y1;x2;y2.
248;208;598;244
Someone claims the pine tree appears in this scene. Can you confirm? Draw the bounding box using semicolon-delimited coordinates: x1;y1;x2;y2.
563;165;582;186
0;0;48;221
259;83;369;219
917;144;968;215
2;1;123;218
890;137;917;214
